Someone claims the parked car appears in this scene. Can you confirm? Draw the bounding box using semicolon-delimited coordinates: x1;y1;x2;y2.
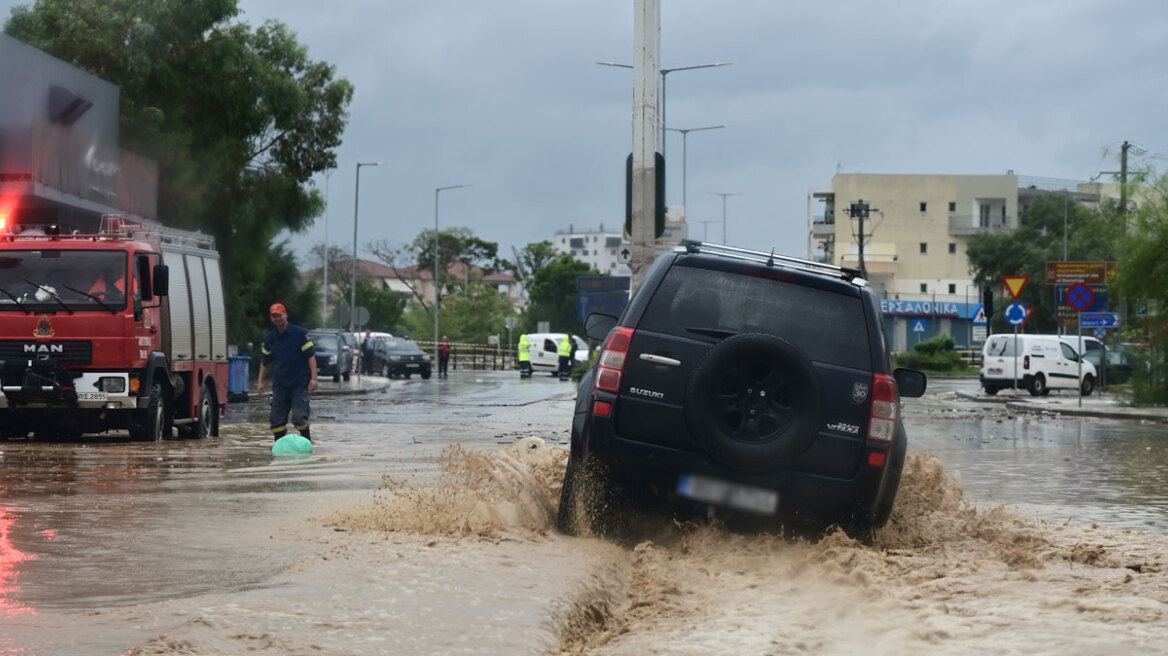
307;330;353;382
981;334;1096;396
1080;344;1136;385
557;240;927;537
372;339;432;379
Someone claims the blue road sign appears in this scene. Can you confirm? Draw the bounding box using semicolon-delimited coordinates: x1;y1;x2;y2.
1079;312;1120;328
971;305;987;326
1066;283;1094;311
912;320;926;333
1005;302;1028;326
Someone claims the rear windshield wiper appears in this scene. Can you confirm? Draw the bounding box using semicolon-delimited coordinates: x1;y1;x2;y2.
61;284;119;314
0;286;31;313
25;279;74;315
685;326;739;340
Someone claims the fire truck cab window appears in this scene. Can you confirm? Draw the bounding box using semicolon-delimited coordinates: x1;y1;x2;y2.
0;250;128;310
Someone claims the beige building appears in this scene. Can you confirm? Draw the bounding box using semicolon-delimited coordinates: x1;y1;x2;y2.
808;173;1112;350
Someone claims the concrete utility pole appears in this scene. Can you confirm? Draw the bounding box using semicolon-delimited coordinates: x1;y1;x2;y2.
629;0;660;295
845;199;877;280
1120;140;1130;213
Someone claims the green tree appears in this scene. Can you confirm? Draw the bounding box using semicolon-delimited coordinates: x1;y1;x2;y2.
355;279;406;333
1113;171;1168;402
5;0;353;347
523;253;594;335
502;240;558;294
439;283;516;343
369;228;501;311
966;193;1124;333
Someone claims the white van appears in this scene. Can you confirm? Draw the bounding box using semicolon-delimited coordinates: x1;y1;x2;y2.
524;333;589;374
980;334;1096;396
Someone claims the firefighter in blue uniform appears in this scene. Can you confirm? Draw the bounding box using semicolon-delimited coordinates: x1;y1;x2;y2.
256;302;318;440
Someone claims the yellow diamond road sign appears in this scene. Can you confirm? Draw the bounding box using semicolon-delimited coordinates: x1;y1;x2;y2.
1002;275;1029;300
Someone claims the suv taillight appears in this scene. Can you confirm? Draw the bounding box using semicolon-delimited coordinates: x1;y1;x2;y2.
594;327;635;394
867;373;899;445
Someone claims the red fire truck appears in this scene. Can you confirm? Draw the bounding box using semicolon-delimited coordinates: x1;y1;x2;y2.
0;214;228;440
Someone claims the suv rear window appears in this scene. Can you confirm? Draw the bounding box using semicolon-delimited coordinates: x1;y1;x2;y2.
638;264;871;369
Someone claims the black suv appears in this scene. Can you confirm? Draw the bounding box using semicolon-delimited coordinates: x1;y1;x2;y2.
372;339;432;379
307;330;353;382
558;241;926;536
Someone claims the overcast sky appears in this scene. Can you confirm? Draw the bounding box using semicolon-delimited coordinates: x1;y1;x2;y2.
6;1;1168;267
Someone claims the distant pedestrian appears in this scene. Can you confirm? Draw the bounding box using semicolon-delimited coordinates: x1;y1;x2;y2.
438;336;451;378
558;334;573;380
517;333;532;378
256;303;318;441
361;331;376;375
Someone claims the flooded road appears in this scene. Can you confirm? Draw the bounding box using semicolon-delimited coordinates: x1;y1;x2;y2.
1;372;1167;654
909;378;1168;534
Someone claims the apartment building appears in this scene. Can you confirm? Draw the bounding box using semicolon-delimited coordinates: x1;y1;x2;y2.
553;223;630;275
808;173;1108;351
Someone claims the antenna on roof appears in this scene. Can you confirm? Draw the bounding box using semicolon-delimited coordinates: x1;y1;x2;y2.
766;247;776;267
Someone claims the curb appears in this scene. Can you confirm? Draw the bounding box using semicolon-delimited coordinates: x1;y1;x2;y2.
954;390;1168;423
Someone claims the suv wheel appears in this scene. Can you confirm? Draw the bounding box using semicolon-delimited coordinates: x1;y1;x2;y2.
685;334;820;471
1081;374;1095;396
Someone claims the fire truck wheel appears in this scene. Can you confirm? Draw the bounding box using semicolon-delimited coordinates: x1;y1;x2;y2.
195;384;217;439
130;383;165;442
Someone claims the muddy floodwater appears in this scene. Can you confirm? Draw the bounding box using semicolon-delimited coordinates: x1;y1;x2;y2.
1;373;1167;655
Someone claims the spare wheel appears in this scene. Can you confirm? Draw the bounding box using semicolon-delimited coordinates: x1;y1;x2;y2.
685;334;820;471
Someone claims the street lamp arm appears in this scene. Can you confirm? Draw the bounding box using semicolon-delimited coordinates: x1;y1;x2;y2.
662;62;732;74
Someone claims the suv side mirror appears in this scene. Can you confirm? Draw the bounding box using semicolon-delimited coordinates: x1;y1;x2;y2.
153;265;169;297
585;312;618;341
894;368;927;398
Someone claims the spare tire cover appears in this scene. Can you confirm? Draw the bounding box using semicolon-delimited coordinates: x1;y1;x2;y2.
684;333;821;471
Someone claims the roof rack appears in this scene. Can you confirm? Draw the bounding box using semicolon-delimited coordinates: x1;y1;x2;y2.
677;239;865;284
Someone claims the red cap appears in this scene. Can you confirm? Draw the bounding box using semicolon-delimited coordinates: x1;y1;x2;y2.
269;303;287;316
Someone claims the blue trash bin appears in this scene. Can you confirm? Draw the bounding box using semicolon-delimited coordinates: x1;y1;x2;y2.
228;355;250;402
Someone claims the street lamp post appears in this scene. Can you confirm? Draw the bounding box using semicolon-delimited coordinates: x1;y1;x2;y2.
350;162;382;333
664;125;725;213
711;191;741;244
434;184;469;364
597;61;731;164
321;168;335;324
697;219;720;240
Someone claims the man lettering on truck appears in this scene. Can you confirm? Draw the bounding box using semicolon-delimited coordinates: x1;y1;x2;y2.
256;302;318;441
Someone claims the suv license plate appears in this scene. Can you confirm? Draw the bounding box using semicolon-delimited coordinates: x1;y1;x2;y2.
406;363;419;368
988;368;1003;375
677;474;778;515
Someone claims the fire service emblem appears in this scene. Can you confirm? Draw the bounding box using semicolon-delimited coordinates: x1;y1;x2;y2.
34;315;55;338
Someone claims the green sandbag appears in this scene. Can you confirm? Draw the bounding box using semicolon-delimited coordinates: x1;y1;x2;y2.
272;433;313;456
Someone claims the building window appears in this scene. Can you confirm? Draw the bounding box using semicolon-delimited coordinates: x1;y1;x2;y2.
920;243;928;254
610;249;616;255
581;250;588;256
920;202;927;212
948;242;956;254
979;204;991;228
948;283;956;294
948;201;956;212
570;250;577;256
920;283;928;293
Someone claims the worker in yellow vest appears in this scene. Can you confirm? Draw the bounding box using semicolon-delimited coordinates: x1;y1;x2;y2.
517;334;532;378
558;334;573;380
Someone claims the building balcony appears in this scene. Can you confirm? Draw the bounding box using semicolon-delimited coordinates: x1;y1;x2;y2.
948;214;1011;236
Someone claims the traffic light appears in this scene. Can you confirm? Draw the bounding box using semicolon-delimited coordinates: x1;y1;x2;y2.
982;288;994;321
625;152;666;238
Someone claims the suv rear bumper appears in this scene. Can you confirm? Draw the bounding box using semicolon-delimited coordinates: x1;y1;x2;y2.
580;412;897;522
